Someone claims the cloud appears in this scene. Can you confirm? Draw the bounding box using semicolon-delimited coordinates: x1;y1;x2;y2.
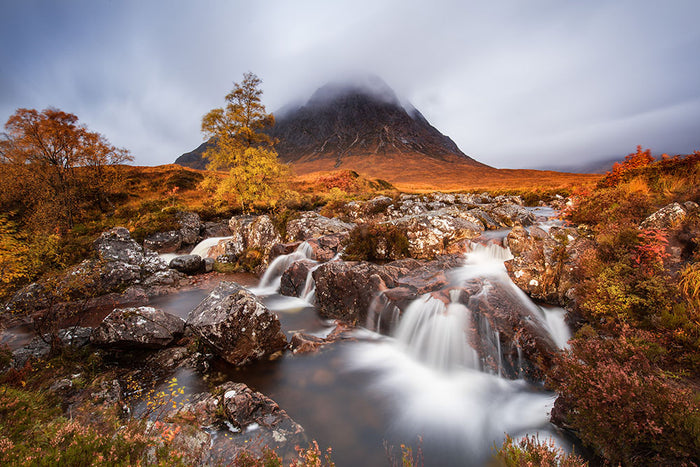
1;0;699;168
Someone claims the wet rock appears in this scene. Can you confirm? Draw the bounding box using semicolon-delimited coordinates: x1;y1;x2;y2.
504;225;592;306
306;232;348;261
169;254;204;275
640;202;689;230
173;382;305;463
268;242;302;260
480;203;535;228
202;220;231;238
142;269;186;289
177;211;202;246
289;332;327;354
91;306;185;349
464;284;561;380
286;212;355;241
143;231;182;253
186;282;287;366
203;257;215;273
12;326;93;367
4;282;49;314
388;209;483;259
279;259;318;297
313;261;394;323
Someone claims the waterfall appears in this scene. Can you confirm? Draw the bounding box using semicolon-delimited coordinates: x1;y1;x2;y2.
189;236;234;258
253;242;314;295
393;294;479;372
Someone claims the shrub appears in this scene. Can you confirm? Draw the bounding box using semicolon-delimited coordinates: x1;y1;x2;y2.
343;223;409;261
549;333;700;465
492;434;587;467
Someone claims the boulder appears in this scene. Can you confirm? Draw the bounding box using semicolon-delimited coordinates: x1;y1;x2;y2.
279;259;318;298
306;232;348;262
177;211;202;245
640;202;689;230
313;261;395;323
143;231;182;253
388;209;483;259
504;225;592;306
186;282;287;366
479;203;535;228
172;382;305;463
169;255;204;275
286;212;355;241
247;215;282;253
91;306;184;349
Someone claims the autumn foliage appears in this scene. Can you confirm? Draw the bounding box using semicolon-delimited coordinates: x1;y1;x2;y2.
200;72;291;212
552;150;700;465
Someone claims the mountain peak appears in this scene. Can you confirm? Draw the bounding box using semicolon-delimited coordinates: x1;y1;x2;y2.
175;76;489;174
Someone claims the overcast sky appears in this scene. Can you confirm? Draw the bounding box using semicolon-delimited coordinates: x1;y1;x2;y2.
2;0;699;169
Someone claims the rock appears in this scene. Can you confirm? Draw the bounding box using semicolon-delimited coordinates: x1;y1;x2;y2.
11;337;50;367
169;255;204;275
12;326;94;367
91;306;184;349
279;259;318;297
388;209;483;259
177;211;202;245
186;282;287;366
480;203;535;228
504;225;592;306
58;326;93;347
461;283;562;380
640;202;688;230
4;282;49;314
219;215;282;262
203;257;215;273
173;382;305;463
143;231;182;253
202;220;231;238
94;227;146;264
289;332;327;353
286;212;355;241
313;261;394;323
306;232;348;262
247;215;282;253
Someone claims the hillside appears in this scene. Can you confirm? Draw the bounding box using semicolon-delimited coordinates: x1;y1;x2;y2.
175;77;599;190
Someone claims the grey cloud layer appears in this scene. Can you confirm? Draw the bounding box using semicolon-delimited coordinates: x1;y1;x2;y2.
1;0;699;168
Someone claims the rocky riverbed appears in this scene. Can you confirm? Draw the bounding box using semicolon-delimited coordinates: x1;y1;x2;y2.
3;192;693;465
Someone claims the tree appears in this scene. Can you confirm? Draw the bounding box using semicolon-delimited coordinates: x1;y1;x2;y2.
201;72;290;212
0;108;132;233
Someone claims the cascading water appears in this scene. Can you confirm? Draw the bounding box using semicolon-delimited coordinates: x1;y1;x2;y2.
393;292;478;372
253;242;314;295
189;236;233;258
345;241;573;465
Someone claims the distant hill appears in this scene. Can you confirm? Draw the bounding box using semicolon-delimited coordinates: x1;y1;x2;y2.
176;75;487;174
536;157;618;174
175;76;600;190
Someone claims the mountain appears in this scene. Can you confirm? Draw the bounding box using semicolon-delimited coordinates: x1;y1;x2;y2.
175;76;488;174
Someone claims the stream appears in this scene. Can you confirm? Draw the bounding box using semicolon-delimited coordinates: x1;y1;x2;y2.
144;215;573;466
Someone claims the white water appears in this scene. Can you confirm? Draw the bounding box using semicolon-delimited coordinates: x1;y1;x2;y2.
251;242;314;295
344;240;572;462
157;235;233;263
189;236;233;258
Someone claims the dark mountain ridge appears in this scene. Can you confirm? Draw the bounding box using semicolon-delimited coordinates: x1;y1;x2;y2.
175;76;488;171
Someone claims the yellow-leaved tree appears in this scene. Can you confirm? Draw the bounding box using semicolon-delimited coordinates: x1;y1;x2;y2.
201;72;290;212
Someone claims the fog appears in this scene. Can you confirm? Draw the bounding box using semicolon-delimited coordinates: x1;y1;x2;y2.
1;0;699;168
